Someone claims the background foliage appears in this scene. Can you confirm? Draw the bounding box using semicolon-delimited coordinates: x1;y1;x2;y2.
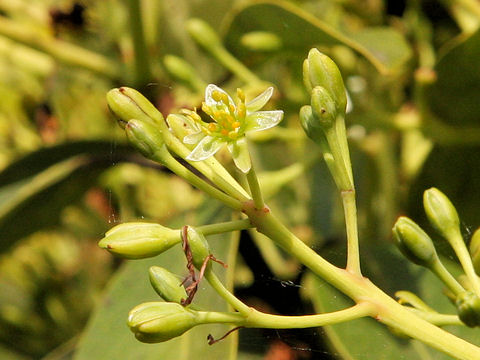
0;0;479;359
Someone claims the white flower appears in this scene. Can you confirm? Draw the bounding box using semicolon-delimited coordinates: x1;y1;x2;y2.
183;84;283;173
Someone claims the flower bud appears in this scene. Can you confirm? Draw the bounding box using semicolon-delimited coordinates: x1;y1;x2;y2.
149;266;187;303
311;86;337;128
456;291;480;327
166;113;198;149
240;31;282;52
392;216;437;266
128;302;198;343
470;228;480;275
299;105;324;143
186;227;211;270
163;55;205;91
99;222;180;259
106;87;161;128
423;188;460;239
186;19;221;50
303;48;347;114
125;119;165;160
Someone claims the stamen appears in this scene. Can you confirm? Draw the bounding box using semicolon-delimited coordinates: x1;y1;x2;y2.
208;123;217;132
221;129;229;136
237;88;245;102
232;121;241;129
211;90;223;102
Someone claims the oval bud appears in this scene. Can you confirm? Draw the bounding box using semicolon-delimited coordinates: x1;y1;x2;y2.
163;55;205;90
303;48;347;114
125;119;165;160
240;31;282;52
149;266;187;303
128;302;198;343
311;86;337;128
99;222;181;259
186;227;211;270
186;19;221;50
299;105;324;143
392;216;437;266
106;87;162;128
470;228;480;275
166;113;199;149
423;188;460;239
456;291;480;327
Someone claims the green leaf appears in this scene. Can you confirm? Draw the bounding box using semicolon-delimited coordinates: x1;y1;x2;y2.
224;0;412;75
73;202;239;360
303;244;480;359
0;141;133;250
426;29;480;125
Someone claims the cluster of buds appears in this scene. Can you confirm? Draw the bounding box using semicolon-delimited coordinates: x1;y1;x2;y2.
393;188;480;327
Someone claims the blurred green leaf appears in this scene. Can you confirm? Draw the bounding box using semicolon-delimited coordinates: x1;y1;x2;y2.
0;141;133;249
224;0;412;75
74;201;238;360
304;244;480;359
426;29;480;125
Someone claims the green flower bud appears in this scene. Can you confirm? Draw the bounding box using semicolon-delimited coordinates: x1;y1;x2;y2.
186;227;211;270
163;55;205;91
240;31;282;52
311;86;337;128
186;19;221;50
125;119;165;160
128;302;198;343
456;291;480;327
299;105;323;143
392;216;437;266
99;222;180;259
303;48;347;114
423;188;460;239
149;266;187;303
166;113;197;149
106;87;161;128
469;228;480;275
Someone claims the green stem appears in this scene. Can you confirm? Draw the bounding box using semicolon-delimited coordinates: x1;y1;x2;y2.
429;258;466;296
204;271;251;316
242;203;480;359
153;146;242;210
198;219;253;235
127;0;152;86
342;190;362;275
246;164;264;210
0;15;121;78
449;232;480;297
407;308;464;326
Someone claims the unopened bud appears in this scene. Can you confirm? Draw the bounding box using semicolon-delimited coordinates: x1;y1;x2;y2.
186;227;211;270
125;119;165;160
299;105;324;143
392;216;437;266
149;266;187;303
311;86;337;128
470;229;480;275
106;87;161;128
456;291;480;327
303;48;347;114
423;188;460;239
99;222;180;259
187;19;221;50
163;55;205;91
128;302;198;343
240;31;282;52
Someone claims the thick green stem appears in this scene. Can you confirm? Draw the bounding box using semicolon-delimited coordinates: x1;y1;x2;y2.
429;258;466;296
198;219;253;235
0;15;121;78
246;165;264;210
127;0;152;86
342;190;361;275
407;308;463;326
205;271;251;316
242;202;480;359
449;232;480;297
153;147;242;210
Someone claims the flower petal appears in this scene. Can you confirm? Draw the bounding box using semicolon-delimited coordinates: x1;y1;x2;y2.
246;87;274;112
245;110;283;132
205;84;234;107
183;131;205;145
227;138;251;173
186;135;224;161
